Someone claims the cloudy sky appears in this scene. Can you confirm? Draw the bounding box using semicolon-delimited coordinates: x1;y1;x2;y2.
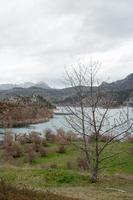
0;0;133;87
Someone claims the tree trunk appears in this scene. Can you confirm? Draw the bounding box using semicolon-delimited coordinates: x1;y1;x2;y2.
90;169;98;183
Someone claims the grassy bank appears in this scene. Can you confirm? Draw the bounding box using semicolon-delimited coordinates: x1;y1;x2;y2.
0;131;132;199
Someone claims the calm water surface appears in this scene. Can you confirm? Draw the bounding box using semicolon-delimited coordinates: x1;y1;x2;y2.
0;106;132;139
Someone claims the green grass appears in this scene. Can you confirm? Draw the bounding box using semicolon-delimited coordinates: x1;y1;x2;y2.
0;141;132;200
1;141;133;174
0;167;132;200
0;167;89;187
34;145;80;169
30;142;133;174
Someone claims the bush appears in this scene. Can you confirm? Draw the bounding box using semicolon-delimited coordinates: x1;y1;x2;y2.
126;135;133;143
56;146;66;154
3;139;23;159
24;144;36;164
3;132;13;148
45;129;55;142
55;129;68;145
89;132;113;142
10;142;23;158
66;131;77;142
29;132;42;144
39;146;48;157
17;134;32;144
77;157;88;170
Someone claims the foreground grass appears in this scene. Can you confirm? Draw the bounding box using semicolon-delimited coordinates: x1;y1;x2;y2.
0;167;89;187
0;180;79;200
0;138;132;199
0;167;132;200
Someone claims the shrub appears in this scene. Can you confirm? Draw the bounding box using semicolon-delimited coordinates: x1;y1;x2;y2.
66;131;77;142
45;129;55;142
55;129;68;145
10;142;23;158
17;134;32;144
25;151;36;164
3;132;13;148
24;144;36;164
39;146;48;157
89;132;114;142
3;139;23;159
77;157;88;170
126;135;133;143
29;132;42;144
56;146;66;154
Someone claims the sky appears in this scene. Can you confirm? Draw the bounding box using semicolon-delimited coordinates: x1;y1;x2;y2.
0;0;133;88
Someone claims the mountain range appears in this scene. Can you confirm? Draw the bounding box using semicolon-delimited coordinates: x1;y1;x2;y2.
100;73;133;91
0;81;50;90
0;73;132;104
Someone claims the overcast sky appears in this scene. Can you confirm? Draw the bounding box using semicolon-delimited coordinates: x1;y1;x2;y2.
0;0;133;87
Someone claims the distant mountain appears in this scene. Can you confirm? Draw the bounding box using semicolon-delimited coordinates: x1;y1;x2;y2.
100;73;133;91
0;84;18;90
34;81;50;89
0;73;132;105
19;82;35;88
0;82;51;90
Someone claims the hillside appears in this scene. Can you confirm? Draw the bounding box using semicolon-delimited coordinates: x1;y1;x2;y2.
0;95;55;128
100;73;133;91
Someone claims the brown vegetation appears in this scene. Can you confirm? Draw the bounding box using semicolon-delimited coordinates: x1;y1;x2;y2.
0;99;54;128
0;179;79;200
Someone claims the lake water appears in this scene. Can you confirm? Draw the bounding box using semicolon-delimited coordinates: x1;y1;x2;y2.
0;106;132;140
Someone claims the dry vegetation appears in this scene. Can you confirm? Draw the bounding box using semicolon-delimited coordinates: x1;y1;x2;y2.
0;98;54;127
0;179;79;200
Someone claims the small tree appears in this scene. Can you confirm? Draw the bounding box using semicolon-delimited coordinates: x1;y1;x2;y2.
65;60;133;183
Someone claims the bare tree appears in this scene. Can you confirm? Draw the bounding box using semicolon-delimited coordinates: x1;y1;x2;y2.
64;60;133;183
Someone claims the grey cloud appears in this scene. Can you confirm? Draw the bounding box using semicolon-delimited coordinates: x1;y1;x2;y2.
0;0;132;87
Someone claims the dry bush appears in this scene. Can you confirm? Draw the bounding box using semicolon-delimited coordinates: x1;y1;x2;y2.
17;132;48;147
55;129;68;145
39;146;48;157
24;144;36;164
89;132;114;142
66;131;78;142
17;134;32;144
126;135;133;143
45;129;55;142
9;142;23;158
3;132;13;148
77;157;88;170
56;146;66;154
29;132;42;144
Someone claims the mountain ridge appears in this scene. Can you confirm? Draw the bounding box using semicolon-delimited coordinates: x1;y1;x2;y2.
0;73;132;105
0;81;51;90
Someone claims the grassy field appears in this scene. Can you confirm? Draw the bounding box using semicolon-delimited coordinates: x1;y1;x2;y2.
0;132;133;199
0;167;132;199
